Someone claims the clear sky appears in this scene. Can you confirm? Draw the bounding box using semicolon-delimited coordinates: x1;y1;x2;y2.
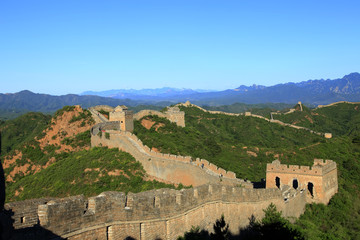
1;0;359;95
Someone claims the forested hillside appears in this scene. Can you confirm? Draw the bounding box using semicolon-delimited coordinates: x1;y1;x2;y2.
134;104;360;239
1;102;360;238
274;102;360;138
1;106;178;202
134;106;324;181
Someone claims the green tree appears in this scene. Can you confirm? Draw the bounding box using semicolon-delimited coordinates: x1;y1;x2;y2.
256;203;304;240
210;215;229;240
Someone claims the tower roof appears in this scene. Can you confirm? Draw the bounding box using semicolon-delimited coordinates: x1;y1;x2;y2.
114;105;128;112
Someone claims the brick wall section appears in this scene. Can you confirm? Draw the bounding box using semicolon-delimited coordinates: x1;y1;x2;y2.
266;159;338;204
108;224;140;240
90;123;248;187
5;184;307;239
69;228;108;240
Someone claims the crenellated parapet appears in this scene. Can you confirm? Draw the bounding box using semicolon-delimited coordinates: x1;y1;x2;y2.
5;184;307;239
267;159;337;176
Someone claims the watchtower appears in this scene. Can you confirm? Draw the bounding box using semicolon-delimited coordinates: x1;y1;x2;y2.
165;106;185;127
109;105;134;132
266;159;338;204
298;101;303;111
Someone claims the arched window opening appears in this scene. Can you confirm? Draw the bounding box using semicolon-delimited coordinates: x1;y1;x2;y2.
308;182;314;197
293;179;298;189
275;177;281;189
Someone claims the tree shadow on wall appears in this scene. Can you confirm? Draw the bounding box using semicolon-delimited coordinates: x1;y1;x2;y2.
126;237;166;240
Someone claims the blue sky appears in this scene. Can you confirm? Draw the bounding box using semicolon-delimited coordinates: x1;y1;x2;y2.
1;1;359;95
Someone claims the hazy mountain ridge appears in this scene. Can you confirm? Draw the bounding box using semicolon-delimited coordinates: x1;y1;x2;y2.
1;73;359;118
0;90;141;113
80;72;360;105
81;87;214;99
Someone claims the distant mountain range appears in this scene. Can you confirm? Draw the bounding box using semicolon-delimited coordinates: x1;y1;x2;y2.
81;87;214;99
0;90;142;113
1;73;359;119
81;73;360;105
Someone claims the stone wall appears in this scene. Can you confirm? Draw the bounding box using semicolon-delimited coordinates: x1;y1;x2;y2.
317;101;360;108
177;102;243;117
5;184;307;240
266;159;338;204
90;105;115;112
90;123;248;187
134;107;185;127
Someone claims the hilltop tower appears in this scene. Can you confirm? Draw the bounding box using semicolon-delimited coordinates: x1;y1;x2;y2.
298;101;303;111
165;106;185;127
109;105;134;132
266;159;338;204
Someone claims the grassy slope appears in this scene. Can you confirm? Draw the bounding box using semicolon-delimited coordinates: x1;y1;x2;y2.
0;112;51;155
6;147;179;202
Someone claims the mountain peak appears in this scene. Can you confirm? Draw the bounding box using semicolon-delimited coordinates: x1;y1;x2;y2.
343;72;360;79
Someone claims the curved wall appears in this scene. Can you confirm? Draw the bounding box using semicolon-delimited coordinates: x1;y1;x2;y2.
5;184;306;240
91;127;249;187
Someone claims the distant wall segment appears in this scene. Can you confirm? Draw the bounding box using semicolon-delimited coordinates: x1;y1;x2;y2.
177;101;332;138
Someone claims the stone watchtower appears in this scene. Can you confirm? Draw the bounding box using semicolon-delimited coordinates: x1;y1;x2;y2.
165;106;185;127
266;159;338;204
109;105;134;132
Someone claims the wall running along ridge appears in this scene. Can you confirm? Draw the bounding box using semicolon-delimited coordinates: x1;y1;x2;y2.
91;123;248;187
316;101;360;109
4;184;307;240
177;102;331;137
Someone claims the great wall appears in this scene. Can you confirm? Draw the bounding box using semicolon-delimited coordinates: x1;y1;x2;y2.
316;101;360;108
176;101;332;138
1;103;338;240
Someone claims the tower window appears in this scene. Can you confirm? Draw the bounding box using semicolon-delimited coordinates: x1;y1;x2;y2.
308;182;314;197
275;177;280;188
293;179;298;189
